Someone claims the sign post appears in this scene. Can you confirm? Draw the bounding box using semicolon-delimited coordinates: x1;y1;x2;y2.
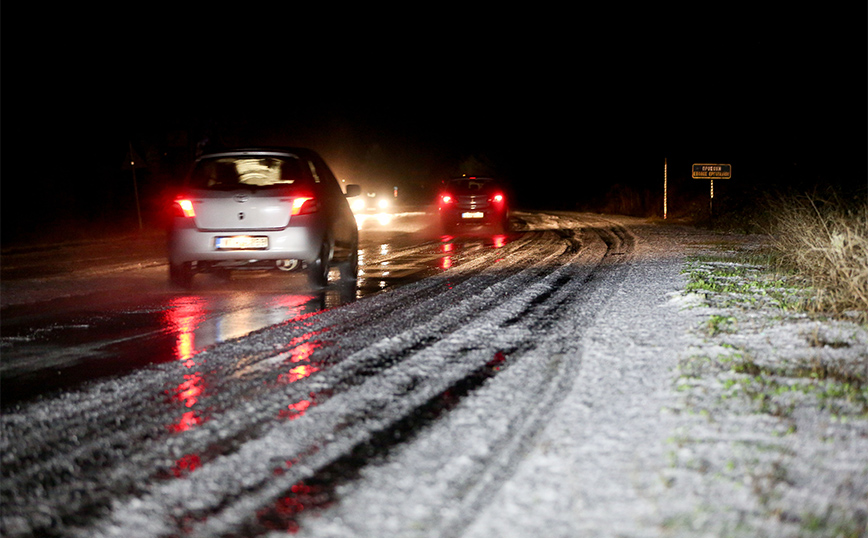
692;163;731;217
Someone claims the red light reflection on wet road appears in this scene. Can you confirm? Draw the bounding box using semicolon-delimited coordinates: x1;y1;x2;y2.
278;364;320;384
168;411;203;434
173;372;204;407
257;480;332;534
440;238;454;270
165;296;207;361
278;389;331;421
436;233;511;271
162;294;323;435
172;453;202;478
276;338;324;385
279;398;312;420
166;368;208;434
163;294;320;362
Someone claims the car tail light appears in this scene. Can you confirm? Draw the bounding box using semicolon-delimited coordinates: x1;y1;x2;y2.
440;194;454;205
291;197;318;216
173;198;196;218
492;193;505;204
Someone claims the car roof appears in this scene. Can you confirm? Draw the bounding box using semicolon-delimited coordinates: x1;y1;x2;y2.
446;176;500;185
197;147;320;161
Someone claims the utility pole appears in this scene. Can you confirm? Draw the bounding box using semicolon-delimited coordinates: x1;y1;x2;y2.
663;158;668;220
128;141;144;230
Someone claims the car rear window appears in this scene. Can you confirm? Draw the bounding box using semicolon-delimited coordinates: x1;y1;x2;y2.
189;156;312;190
447;178;496;192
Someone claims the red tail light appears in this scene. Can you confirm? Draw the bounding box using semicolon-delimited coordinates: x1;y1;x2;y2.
173;198;196;218
291;197;318;216
440;194;454;205
492;193;504;204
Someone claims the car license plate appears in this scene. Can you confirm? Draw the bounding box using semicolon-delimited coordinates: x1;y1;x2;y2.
461;212;484;219
215;236;268;250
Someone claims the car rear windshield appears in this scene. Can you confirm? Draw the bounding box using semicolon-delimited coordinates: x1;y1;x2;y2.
447;178;496;192
189;156;312;191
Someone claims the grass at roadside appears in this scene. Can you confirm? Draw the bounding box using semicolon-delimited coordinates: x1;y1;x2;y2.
767;194;868;321
681;245;867;421
664;241;868;537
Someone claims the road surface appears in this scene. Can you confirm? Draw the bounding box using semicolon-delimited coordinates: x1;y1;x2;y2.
1;209;675;537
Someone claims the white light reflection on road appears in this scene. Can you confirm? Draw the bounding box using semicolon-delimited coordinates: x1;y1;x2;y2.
354;212;393;228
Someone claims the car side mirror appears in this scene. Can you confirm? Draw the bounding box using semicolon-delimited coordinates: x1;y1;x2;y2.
344;184;361;197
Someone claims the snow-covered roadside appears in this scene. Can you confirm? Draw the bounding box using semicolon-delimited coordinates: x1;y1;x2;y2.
464;225;867;537
659;250;868;537
460;224;698;538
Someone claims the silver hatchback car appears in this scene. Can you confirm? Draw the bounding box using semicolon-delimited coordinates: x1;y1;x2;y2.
167;147;360;288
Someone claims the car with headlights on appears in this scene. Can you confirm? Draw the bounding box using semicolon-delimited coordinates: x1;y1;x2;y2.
438;176;510;233
167;147;360;288
350;186;395;214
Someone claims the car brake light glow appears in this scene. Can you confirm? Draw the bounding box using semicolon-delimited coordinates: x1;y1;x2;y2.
292;197;317;216
175;199;196;218
492;193;504;203
441;194;454;204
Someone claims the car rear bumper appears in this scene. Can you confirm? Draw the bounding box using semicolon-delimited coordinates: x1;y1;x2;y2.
168;223;322;264
440;207;507;226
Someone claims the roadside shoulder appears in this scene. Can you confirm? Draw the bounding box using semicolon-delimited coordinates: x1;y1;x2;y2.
662;233;868;537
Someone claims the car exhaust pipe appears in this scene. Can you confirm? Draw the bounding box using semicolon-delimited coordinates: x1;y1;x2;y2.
276;259;299;271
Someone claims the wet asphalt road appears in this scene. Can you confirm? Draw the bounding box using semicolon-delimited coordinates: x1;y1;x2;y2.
0;209;511;407
1;208;641;537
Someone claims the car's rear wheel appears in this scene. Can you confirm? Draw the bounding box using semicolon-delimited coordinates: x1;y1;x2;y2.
169;261;194;288
336;248;359;282
307;241;332;288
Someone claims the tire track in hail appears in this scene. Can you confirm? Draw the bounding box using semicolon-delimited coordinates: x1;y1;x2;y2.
0;224;578;537
64;226;596;536
190;219;636;537
2;214;634;538
437;217;638;538
287;216;638;538
94;224;615;537
1;225;576;532
0;231;538;469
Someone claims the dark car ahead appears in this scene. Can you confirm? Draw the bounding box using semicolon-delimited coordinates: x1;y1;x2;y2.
438;176;510;233
167;147;360;288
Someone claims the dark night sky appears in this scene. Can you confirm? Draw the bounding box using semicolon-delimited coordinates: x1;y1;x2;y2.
2;6;866;239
